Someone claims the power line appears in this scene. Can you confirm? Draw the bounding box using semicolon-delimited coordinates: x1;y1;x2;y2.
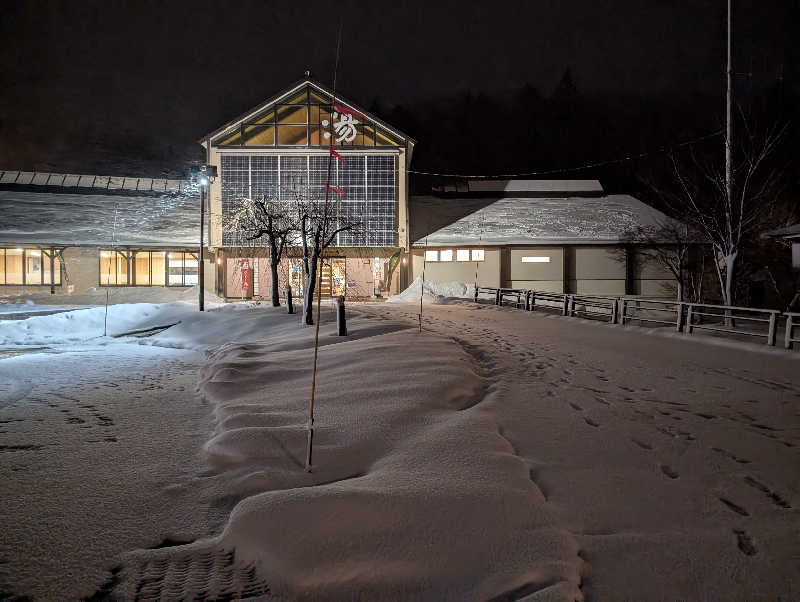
407;129;724;179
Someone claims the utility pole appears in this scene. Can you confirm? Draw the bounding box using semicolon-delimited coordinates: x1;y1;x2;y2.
199;182;205;311
726;0;733;210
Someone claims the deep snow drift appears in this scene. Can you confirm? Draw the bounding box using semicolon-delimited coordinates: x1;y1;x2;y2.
388;277;478;304
2;297;798;600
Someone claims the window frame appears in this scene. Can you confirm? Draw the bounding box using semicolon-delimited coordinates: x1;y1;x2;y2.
0;247;63;286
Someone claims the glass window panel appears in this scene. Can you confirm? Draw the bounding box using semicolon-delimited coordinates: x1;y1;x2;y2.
218;129;243;146
521;256;551;263
100;251;114;285
168;252;185;286
43;253;53;284
25;250;42;284
362;125;376;146
277;125;308;146
151;252;166;286
250;110;274;125
471;249;485;261
55;255;61;284
135;252;151;286
425;250;438;262
0;249;5;284
6;249;22;284
456;249;470;261
276;105;308;124
309;89;331;103
283;90;308;104
308;125;331;146
243;125;275;146
375;127;401;146
184;253;199;286
117;253;129;284
440;249;453;262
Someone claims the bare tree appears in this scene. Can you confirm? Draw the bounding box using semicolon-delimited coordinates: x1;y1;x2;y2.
621;221;706;303
295;196;362;325
651;116;787;307
226;195;296;307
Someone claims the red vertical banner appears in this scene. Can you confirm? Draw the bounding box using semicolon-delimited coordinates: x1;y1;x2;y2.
240;259;251;296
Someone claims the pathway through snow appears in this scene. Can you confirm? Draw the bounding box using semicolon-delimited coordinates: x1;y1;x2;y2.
358;300;800;601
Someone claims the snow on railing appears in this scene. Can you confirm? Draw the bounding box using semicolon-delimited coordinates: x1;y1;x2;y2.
477;287;798;349
0;169;191;194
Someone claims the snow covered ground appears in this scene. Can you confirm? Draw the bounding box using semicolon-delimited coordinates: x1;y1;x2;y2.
1;294;798;600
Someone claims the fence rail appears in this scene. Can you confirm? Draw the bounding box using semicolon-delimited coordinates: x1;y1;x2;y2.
477;287;798;350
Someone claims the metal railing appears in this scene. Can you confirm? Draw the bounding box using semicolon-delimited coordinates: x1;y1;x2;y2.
784;313;800;350
477;286;798;349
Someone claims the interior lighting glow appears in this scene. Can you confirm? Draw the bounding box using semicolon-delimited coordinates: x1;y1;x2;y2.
521;256;551;263
456;249;470;261
425;250;438;262
439;249;453;262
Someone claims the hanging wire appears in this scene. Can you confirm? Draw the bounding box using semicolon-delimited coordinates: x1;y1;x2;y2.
406;129;724;179
306;17;344;473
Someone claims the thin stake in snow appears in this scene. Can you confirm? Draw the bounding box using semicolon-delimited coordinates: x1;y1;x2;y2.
103;202;119;337
306;22;343;473
419;231;429;333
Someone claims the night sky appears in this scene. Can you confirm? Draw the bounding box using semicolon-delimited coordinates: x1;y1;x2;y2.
1;0;796;175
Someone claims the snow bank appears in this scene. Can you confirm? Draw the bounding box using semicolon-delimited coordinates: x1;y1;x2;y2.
388;277;476;304
114;309;583;600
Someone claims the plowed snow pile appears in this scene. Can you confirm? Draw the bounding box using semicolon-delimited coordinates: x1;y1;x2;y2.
114;309;583;601
388;277;477;304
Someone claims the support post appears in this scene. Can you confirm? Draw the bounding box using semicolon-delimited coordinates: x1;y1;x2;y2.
685;304;694;334
676;302;685;332
199;184;205;312
286;285;294;314
568;295;575;317
785;315;794;350
767;312;777;346
611;299;619;324
562;294;569;316
620;299;628;325
495;289;501;306
49;249;55;295
336;295;347;336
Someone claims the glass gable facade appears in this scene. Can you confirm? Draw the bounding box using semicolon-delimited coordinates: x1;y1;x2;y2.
221;154;397;247
212;85;403;149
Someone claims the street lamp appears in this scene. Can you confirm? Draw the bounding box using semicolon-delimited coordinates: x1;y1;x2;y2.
190;165;217;311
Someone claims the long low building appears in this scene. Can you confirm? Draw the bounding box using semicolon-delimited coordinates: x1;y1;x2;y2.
409;180;677;297
0;75;680;301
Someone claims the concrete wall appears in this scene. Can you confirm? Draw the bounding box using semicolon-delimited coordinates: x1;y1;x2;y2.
509;247;564;292
410;248;501;288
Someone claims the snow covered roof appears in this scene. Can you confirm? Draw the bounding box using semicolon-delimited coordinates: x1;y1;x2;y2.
763;223;800;240
434;179;604;195
0;169;190;194
411;194;672;246
0;189;201;247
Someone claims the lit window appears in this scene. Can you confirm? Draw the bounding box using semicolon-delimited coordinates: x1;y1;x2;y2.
521;256;551;263
425;250;438;262
440;249;453;262
100;250;130;286
456;249;470;261
471;249;485;261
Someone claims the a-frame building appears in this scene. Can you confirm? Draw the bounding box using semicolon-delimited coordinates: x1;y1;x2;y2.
199;76;416;299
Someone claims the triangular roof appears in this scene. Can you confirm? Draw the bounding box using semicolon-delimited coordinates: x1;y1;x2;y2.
200;77;415;150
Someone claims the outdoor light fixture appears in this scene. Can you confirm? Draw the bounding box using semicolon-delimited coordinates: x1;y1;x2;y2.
189;164;218;312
